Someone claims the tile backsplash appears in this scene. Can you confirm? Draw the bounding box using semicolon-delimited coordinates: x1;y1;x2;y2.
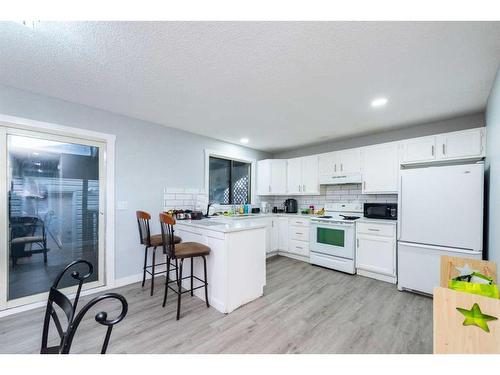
163;184;397;213
259;184;397;211
163;187;209;212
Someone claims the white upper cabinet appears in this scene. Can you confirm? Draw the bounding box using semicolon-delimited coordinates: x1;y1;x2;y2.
257;159;271;194
400;136;436;164
318;152;336;183
287;155;319;195
270;159;287;194
256;159;287;195
338;148;361;175
361;142;399;194
436;128;485;161
400;128;485;165
318;149;360;184
260;128;485;196
301;155;320;194
286;157;303;194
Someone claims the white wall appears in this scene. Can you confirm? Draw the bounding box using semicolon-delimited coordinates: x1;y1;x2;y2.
0;84;270;279
486;67;500;265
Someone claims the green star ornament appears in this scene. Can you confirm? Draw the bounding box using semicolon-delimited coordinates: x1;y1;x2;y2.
456;303;498;333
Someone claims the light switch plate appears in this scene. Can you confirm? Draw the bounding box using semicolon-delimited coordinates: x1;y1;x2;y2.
116;201;128;210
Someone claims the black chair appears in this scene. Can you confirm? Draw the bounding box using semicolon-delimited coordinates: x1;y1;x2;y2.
41;260;128;354
41;259;93;354
10;216;49;267
60;293;128;354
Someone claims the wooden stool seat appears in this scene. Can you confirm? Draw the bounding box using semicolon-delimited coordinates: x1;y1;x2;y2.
174;242;210;258
159;212;210;320
150;234;182;247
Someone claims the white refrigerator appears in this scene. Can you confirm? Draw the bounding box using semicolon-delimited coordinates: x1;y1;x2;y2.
397;162;484;295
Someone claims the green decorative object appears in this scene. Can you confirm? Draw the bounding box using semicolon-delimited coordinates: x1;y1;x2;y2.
456;303;498;332
449;271;499;299
449;279;500;299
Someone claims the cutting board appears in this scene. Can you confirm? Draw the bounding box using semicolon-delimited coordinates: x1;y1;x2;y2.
433;287;500;353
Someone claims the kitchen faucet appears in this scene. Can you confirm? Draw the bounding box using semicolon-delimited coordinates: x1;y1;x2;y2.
205;202;214;218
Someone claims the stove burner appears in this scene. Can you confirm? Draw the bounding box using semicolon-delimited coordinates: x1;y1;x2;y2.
340;215;360;220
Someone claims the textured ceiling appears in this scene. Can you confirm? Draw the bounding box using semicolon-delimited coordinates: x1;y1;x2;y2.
1;21;500;152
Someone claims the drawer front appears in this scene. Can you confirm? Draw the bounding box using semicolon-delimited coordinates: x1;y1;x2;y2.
357;222;395;238
289;218;310;227
288;239;309;256
290;225;309;241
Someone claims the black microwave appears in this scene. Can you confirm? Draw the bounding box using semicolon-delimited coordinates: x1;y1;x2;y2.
363;203;397;220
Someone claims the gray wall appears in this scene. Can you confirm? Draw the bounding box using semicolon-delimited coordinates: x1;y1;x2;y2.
486;67;500;265
0;84;270;279
274;112;485;158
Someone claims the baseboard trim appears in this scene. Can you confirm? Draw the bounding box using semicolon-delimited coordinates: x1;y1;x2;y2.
357;269;397;284
277;251;310;263
0;267;171;318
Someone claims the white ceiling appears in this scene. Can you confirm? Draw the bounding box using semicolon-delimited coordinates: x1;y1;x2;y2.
1;21;500;152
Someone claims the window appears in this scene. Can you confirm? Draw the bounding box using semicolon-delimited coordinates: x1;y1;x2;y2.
209;156;251;204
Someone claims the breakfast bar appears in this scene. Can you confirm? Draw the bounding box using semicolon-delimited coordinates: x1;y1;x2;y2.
173;218;267;314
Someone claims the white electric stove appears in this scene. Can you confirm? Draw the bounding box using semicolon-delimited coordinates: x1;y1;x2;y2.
310;203;362;274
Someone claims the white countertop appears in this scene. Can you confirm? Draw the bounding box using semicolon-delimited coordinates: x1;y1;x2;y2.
175;214;397;232
175;218;267;233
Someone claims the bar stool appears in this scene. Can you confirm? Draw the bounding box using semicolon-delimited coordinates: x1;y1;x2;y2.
159;213;210;320
136;211;182;295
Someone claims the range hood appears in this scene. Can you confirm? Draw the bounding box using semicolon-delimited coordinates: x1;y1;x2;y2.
319;173;362;185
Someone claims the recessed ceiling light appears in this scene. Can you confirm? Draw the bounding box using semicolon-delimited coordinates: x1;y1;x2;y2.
371;97;388;108
240;138;249;144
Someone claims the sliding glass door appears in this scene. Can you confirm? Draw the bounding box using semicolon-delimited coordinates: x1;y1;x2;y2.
0;127;106;309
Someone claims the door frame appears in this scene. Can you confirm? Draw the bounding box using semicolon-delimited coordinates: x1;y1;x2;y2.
0;113;115;315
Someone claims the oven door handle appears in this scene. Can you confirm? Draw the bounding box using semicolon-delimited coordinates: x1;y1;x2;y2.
311;222;354;229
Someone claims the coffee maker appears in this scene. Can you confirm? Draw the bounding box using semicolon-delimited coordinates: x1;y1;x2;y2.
284;198;298;213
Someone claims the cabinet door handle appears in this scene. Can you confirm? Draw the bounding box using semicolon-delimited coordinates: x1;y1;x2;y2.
268;185;271;192
368;228;380;232
363;181;366;190
298;185;301;192
431;145;434;156
334;164;337;172
442;144;446;155
356;239;359;247
295;232;303;235
340;163;343;172
303;184;306;192
296;246;303;250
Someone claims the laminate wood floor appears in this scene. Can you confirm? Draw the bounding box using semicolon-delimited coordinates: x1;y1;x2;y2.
0;256;432;354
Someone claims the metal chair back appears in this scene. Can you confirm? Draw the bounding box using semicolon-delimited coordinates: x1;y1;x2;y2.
159;213;177;258
41;259;93;354
136;210;152;246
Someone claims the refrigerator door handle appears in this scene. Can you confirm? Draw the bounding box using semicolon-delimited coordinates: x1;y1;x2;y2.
397;241;482;255
397;174;402;240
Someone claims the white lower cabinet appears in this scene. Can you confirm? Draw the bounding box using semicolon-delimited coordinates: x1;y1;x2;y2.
356;221;397;284
288;239;309;257
263;218;279;255
274;216;311;261
285;218;310;259
278;217;289;252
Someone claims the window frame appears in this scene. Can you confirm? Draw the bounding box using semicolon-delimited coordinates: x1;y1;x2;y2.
204;150;256;207
208;156;251;205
